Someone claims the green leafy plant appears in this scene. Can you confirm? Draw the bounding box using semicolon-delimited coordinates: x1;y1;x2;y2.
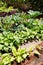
0;53;14;65
12;46;28;63
0;6;14;13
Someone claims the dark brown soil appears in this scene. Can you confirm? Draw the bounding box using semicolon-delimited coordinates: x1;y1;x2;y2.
0;10;18;17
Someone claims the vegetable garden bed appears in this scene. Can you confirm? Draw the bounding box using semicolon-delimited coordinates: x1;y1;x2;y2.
0;1;43;65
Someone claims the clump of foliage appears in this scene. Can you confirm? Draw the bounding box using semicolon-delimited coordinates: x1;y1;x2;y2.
0;1;14;13
0;46;28;65
0;6;14;13
12;46;28;63
0;53;14;65
0;1;7;7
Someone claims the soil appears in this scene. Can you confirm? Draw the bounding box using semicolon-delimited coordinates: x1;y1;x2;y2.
0;10;18;17
20;40;42;52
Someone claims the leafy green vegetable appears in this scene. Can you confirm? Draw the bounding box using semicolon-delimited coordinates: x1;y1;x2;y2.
0;53;14;65
28;10;42;18
12;46;28;63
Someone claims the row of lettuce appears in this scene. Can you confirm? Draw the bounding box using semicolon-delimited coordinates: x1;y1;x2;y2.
0;12;43;65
